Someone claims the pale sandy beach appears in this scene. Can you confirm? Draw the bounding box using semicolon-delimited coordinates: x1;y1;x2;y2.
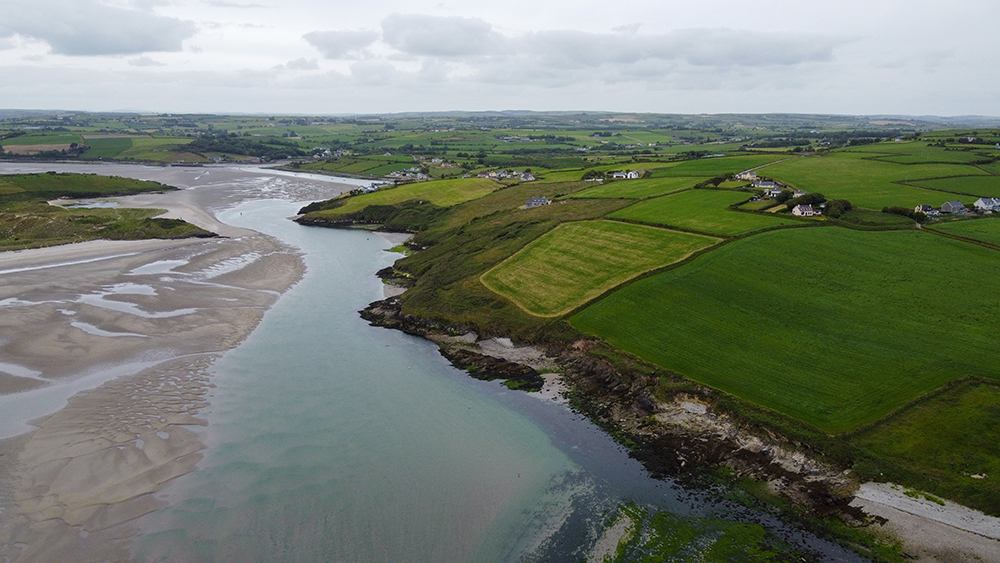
0;164;358;562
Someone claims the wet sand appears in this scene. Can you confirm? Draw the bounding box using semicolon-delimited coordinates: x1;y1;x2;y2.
0;164;357;562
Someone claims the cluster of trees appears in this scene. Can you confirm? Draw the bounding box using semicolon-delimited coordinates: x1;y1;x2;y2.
883;206;927;223
187;133;307;160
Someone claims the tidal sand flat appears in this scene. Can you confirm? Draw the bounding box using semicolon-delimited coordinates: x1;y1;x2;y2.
0;164;362;562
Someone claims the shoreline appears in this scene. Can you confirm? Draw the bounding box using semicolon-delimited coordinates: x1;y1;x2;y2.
357;291;1000;563
0;163;360;562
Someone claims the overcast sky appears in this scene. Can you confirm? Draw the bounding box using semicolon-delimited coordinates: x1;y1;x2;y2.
0;0;997;116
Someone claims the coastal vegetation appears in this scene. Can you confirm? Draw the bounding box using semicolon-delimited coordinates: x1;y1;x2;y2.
285;116;1000;526
0;172;211;250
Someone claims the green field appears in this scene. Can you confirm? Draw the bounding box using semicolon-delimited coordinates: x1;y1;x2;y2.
609;189;799;236
652;155;787;177
0;133;83;146
930;217;1000;245
305;177;501;217
851;381;1000;516
913;175;1000;198
117;137;196;161
764;153;987;209
567;176;709;199
81;138;133;159
847;141;993;164
481;220;717;317
571;227;1000;433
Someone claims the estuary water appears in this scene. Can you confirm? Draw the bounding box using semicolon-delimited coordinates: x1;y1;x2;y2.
129;197;866;562
0;163;866;561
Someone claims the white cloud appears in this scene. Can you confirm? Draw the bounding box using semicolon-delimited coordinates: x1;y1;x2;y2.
0;0;196;56
129;56;165;66
303;30;379;59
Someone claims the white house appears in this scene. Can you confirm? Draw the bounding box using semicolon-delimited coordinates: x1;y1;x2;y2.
525;197;550;208
626;171;640;179
611;171;627;179
792;190;807;198
735;171;757;181
974;198;1000;211
520;173;536;182
752;180;778;189
763;188;783;198
792;204;815;217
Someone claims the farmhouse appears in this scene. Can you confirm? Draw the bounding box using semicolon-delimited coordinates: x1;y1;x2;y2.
520;173;536;182
763;188;783;198
793;190;807;198
941;200;966;214
752;180;779;189
973;198;1000;211
792;204;815;217
525;197;550;208
735;171;757;181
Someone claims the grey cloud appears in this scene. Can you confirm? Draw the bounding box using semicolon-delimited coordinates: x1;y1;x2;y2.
273;57;319;70
381;14;500;57
303;30;379;59
0;0;196;56
518;28;839;70
204;0;272;7
129;56;165;67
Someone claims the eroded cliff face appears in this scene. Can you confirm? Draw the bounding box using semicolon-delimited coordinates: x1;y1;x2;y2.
358;296;864;524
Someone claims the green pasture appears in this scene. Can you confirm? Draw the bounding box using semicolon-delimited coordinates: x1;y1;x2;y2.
913;175;1000;198
118;137;194;161
534;169;589;183
81;138;132;159
481;220;717;317
930;217;1000;245
651;155;787;177
566;176;709;199
0;133;83;146
978;161;1000;174
763;153;987;208
572;228;1000;433
304;177;500;217
845;141;991;164
609;189;798;236
851;381;1000;516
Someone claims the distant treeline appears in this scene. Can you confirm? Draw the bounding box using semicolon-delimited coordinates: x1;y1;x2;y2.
187;133;307;160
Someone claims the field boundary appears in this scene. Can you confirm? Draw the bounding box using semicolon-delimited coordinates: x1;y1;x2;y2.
478;220;720;318
922;222;1000;253
844;376;1000;440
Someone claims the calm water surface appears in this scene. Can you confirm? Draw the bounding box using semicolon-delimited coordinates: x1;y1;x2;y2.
131;197;866;562
0;163;865;562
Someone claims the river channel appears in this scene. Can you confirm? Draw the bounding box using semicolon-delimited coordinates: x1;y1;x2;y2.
1;164;866;562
